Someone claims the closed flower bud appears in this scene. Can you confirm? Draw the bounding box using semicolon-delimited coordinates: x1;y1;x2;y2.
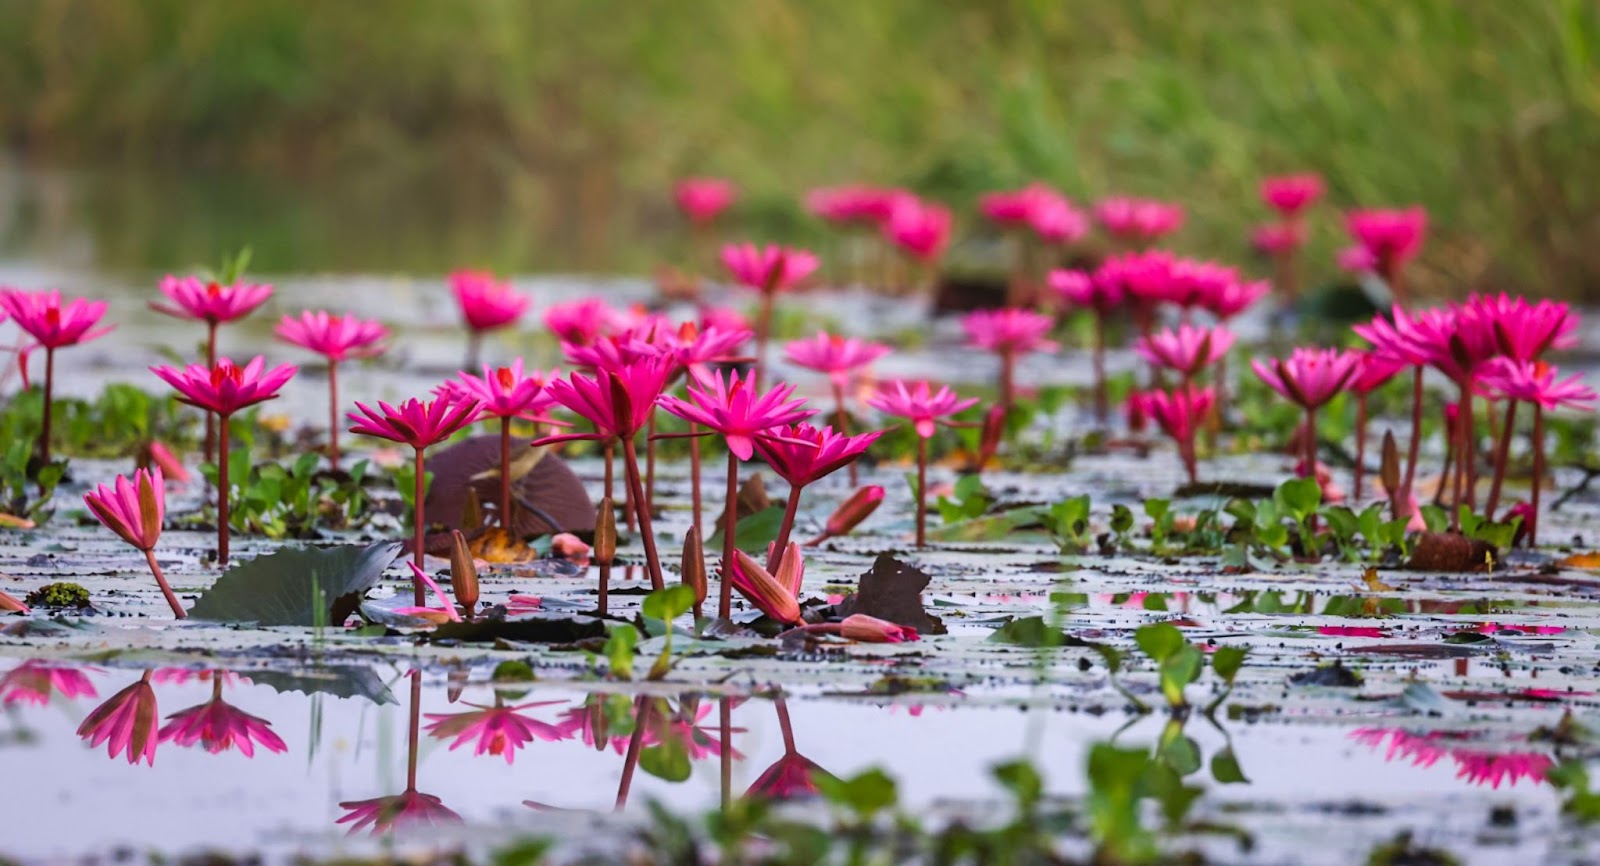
0;587;29;614
728;550;802;624
824;486;885;539
681;529;708;607
593;497;617;565
448;530;479;618
839;613;919;643
773;542;805;596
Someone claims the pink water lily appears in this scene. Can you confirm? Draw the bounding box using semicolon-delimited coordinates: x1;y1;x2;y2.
543;297;632;347
675;177;737;224
337;790;461;836
785;332;891;387
868;380;977;546
0;661;97;705
721;244;818;294
424;700;570;764
807;185;908;226
448;359;552;526
885;197;953;264
659;369;814;461
1135;324;1234;381
153;276;272;326
1147;385;1215;484
1094;197;1184;242
1;288;114;463
84;467;185;618
76;671;159;765
449;270;530;334
727;549;803;624
1260;173;1324;216
1345;207;1426;301
276;310;389;470
160;681;287;757
753;423;882;560
1253;348;1362;483
1479;358;1597;541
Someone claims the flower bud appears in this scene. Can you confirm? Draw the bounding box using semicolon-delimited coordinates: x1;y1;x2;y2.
447;530;479;618
681;528;707;607
839;613;919;643
551;532;592;566
823;486;885;540
773;542;805;596
0;587;29;614
728;550;802;624
593;497;617;565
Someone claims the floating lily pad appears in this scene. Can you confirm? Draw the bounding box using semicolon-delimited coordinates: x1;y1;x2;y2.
188;541;404;626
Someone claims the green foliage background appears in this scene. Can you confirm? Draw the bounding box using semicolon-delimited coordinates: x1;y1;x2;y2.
2;0;1597;294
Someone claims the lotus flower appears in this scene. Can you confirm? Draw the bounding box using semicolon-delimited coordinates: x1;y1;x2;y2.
449;270;529;334
1260;174;1324;216
658;369;814;461
83;467;185;618
1093;197;1184;242
76;672;159;765
276;310;389;470
1146;386;1215;484
153;276;272;326
424;701;570;764
0;661;96;705
753;423;882;558
160;684;287;757
721;244;818;295
809;485;885;544
1253;348;1362;482
0;288;114;463
885;197;953;264
543;297;632;347
868;380;977;546
807;185;907;226
1028;195;1089;246
1345;207;1426;300
1479;358;1597;543
675;177;737;224
1135;324;1234;381
448;360;553;526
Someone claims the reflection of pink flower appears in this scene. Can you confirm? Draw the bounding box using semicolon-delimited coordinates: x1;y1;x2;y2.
1352;728;1553;789
747;751;832;800
423;701;569;764
337;789;461;835
1475;622;1564;635
77;673;159;765
0;661;97;705
1317;625;1387;639
160;693;287;757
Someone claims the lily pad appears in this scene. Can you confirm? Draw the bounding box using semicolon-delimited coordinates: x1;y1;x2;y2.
188;541;403;626
833;553;947;635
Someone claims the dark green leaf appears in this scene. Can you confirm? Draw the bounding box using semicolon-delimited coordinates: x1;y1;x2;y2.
188;541;403;626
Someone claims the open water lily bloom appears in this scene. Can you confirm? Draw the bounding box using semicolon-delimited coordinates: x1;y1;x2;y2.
1260;173;1325;216
276;310;389;361
538;356;676;443
962;308;1057;356
884;197;953;262
867;380;978;438
423;701;569;764
657;369;814;460
153;276;272;324
785;332;891;385
1251;348;1362;409
721;243;819;294
674;177;737;223
0;288;113;349
152;356;297;417
752;424;882;488
1135;324;1234;380
449;270;530;333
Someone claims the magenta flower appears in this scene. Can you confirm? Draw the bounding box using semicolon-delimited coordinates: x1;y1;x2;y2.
449;269;530;361
349;391;481;581
543;297;632;347
448;359;552;525
337;789;461;836
785;332;891;387
885;197;953;263
152;355;296;417
657;321;751;381
754;424;883;557
1251;223;1304;255
424;700;569;764
1147;385;1215;484
0;288;113;350
84;467;185;618
839;614;920;643
979;183;1056;227
0;661;97;706
1093;197;1184;242
1;288;114;463
1028;195;1090;245
721;244;819;294
658;369;814;461
153;276;272;325
867;380;979;440
1476;293;1578;361
76;671;159;765
1480;359;1597;411
1345;207;1427;299
1135;325;1235;381
962;308;1057;357
727;549;803;624
748;750;831;801
1260;174;1325;216
1251;348;1362;410
1047;269;1120;314
277;310;389;471
160;688;287;757
276;310;388;361
807;185;909;226
152;356;295;566
539;357;675;443
674;177;737;224
1200;279;1270;321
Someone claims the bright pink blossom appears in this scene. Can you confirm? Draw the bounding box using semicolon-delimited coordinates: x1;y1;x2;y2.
151;356;296;417
0;288;113;349
1478;359;1597;411
807;185;908;226
752;424;882;488
543;297;632;347
449;270;530;333
784;332;891;386
1345;207;1427;272
448;359;550;420
1260;174;1324;216
83;467;164;551
885;198;953;262
674;177;737;224
1135;325;1234;379
1147;386;1215;455
657;369;814;460
1094;197;1184;241
1028;195;1089;245
1251;347;1363;409
424;701;569;764
1200;280;1270;321
866;380;978;439
160;695;287;757
276;311;389;361
1475;293;1578;361
722;244;819;294
962;308;1057;356
538;356;677;442
1046;269;1122;314
153;276;272;324
0;661;96;705
347;391;481;449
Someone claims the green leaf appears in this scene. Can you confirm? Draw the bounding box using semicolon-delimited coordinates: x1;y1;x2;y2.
705;505;785;554
993;760;1043;809
988;615;1069;647
1211;645;1249;684
1159;733;1202;776
1273;477;1322;520
188;541;403;626
603;624;638;679
642;584;696;623
250;665;397;704
1134;623;1184;662
639;738;691;782
1143;498;1170;522
816;768;898;817
1110;504;1134;534
1210;746;1250;784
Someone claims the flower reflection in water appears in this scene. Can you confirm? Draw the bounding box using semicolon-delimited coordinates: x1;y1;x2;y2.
747;694;833;801
1;660;97;706
76;670;159;766
337;670;461;835
160;676;286;757
1352;728;1553;789
424;699;568;764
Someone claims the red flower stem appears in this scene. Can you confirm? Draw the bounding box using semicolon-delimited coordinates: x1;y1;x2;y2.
775;693;797;753
621;436;665;591
1303;407;1316;479
327;360;341;472
411;447;426;603
406;671;421;790
218;414;231;566
144;548;186;619
755;291;775;392
1531;405;1545;546
1485;398;1518;519
719;697;734;808
719;451;739;620
39;346;54;465
1400;367;1424;510
689;422;703;529
1461;384;1477;512
499;416;513;527
999;349;1015;423
832;381;857;486
1182;436;1198;485
768;483;804;573
916;435;928;547
465;331;481;372
645;409;658;520
1092;312;1108;425
204;321;217;464
1354;393;1368;501
615;697;648;810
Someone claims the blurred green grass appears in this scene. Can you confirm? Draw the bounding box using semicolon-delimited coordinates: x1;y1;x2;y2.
2;0;1598;294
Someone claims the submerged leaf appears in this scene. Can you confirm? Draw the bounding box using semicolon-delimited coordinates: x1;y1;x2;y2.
189;541;403;626
833;553;947;635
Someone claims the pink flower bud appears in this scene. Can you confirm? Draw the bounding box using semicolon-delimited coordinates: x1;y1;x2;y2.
825;486;885;539
840;614;919;643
